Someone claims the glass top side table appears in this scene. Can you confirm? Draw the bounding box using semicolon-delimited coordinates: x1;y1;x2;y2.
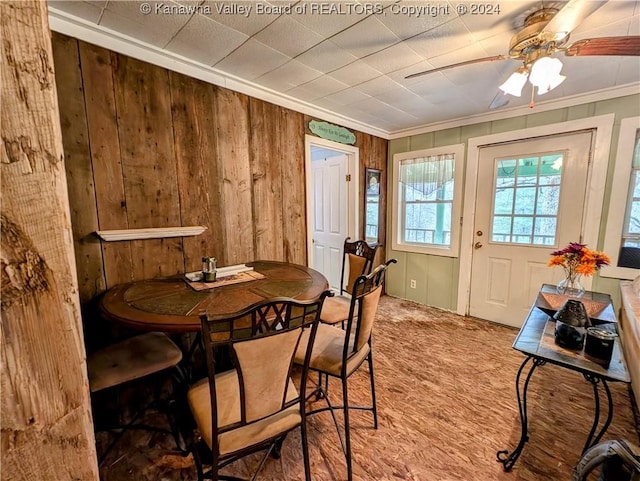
496;284;629;471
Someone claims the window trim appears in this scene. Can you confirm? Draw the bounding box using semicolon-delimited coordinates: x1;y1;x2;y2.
391;144;465;257
601;116;640;279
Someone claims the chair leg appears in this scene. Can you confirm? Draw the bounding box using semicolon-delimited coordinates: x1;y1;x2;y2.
190;439;207;481
300;422;312;481
367;353;378;429
342;375;353;481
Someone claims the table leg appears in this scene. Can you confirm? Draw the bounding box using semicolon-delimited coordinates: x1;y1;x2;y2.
497;355;546;471
582;374;614;453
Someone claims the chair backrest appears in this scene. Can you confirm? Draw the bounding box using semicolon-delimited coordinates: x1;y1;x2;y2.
343;259;397;361
199;292;331;436
341;237;379;295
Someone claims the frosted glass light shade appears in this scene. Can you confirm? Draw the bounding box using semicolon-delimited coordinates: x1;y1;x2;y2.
529;57;565;95
499;69;528;97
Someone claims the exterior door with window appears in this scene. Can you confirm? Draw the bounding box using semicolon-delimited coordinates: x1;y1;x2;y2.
469;131;592;327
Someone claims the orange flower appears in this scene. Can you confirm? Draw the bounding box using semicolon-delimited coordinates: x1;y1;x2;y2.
548;243;609;277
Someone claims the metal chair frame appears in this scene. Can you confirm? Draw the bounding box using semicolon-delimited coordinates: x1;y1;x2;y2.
338;237;379;296
190;292;331;481
88;332;187;465
306;259;396;481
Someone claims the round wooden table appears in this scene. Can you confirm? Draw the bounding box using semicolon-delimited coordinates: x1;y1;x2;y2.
99;261;329;332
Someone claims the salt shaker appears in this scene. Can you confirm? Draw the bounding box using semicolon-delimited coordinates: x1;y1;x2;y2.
202;256;217;282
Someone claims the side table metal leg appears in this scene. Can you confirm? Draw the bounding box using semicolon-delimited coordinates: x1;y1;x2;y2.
497;356;546;471
582;374;614;452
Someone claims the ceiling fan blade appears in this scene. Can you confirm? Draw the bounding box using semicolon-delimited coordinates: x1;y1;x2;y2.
405;55;511;79
564;36;640;57
540;0;607;40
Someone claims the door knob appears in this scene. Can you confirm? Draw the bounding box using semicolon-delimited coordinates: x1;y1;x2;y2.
474;242;483;249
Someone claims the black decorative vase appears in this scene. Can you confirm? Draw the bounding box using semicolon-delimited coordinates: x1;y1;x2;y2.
554;299;591;350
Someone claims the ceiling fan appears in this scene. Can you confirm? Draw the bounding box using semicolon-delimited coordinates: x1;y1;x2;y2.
405;0;640;109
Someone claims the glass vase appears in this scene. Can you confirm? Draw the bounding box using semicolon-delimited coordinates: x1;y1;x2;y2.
557;270;585;297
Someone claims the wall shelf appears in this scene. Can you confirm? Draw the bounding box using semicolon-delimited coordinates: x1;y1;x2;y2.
96;226;207;241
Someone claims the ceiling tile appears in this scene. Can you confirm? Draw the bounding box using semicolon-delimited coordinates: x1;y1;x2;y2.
164;14;248;66
214;39;290;80
256;60;323;91
322;87;371;106
330;60;382;85
357;75;404;97
287;76;350;101
571;1;639;36
295;40;359;73
253;16;325;58
616;58;640;85
289;7;368;37
361;42;425;74
388;59;437;85
427;42;491;70
459;1;530;40
201;0;279;36
404;17;473;60
405;73;456;97
330;16;401;58
48;1;105;23
98;1;192;47
376;4;451;40
373;86;426;109
47;0;640;134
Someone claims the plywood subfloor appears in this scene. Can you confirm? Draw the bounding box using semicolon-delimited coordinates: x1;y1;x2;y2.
97;295;639;480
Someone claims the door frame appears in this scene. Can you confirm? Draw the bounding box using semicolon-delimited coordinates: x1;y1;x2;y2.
456;114;615;316
305;134;359;268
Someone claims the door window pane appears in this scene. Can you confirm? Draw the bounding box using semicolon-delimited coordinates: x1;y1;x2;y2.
491;155;563;245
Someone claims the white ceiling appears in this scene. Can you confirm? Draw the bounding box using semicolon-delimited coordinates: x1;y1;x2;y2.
47;0;640;138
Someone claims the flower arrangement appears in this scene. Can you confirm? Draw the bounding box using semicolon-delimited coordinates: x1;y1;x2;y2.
548;242;610;295
548;242;610;276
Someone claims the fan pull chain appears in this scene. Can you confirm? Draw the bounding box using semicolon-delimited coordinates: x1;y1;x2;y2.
529;86;535;109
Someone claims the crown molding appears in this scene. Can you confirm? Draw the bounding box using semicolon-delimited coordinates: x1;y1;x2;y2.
47;8;389;140
388;83;640;139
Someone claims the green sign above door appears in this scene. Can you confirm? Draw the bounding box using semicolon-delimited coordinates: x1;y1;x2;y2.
309;120;356;145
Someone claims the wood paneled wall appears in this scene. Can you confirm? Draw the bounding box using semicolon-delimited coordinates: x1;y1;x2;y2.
51;33;388;304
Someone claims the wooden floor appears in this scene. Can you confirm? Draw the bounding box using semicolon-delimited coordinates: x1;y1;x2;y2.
97;295;639;480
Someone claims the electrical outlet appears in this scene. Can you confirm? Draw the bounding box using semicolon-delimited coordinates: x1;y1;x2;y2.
410;279;416;289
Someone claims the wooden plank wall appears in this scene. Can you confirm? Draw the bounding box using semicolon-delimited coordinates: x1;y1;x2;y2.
52;33;388;305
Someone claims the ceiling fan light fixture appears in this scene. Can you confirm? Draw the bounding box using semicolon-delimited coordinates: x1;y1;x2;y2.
499;68;529;97
529;56;565;94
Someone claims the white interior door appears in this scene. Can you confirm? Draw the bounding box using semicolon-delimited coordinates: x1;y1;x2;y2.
469;131;593;327
310;154;348;291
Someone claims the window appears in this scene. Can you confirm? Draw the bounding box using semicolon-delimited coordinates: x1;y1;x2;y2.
622;129;640;250
602;116;640;279
491;153;563;245
392;144;464;256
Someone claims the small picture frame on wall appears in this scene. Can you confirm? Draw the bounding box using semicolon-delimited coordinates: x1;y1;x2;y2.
365;168;381;243
366;168;380;195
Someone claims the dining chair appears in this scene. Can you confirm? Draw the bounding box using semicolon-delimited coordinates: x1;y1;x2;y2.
87;331;185;464
187;291;332;481
294;258;396;481
320;237;379;326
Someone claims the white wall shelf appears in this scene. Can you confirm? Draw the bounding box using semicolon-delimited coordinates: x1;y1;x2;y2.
96;226;207;241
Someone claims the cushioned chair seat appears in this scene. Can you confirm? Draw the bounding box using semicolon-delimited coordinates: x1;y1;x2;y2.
294;324;370;377
320;296;358;325
320;240;377;326
188;370;301;456
88;331;183;393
